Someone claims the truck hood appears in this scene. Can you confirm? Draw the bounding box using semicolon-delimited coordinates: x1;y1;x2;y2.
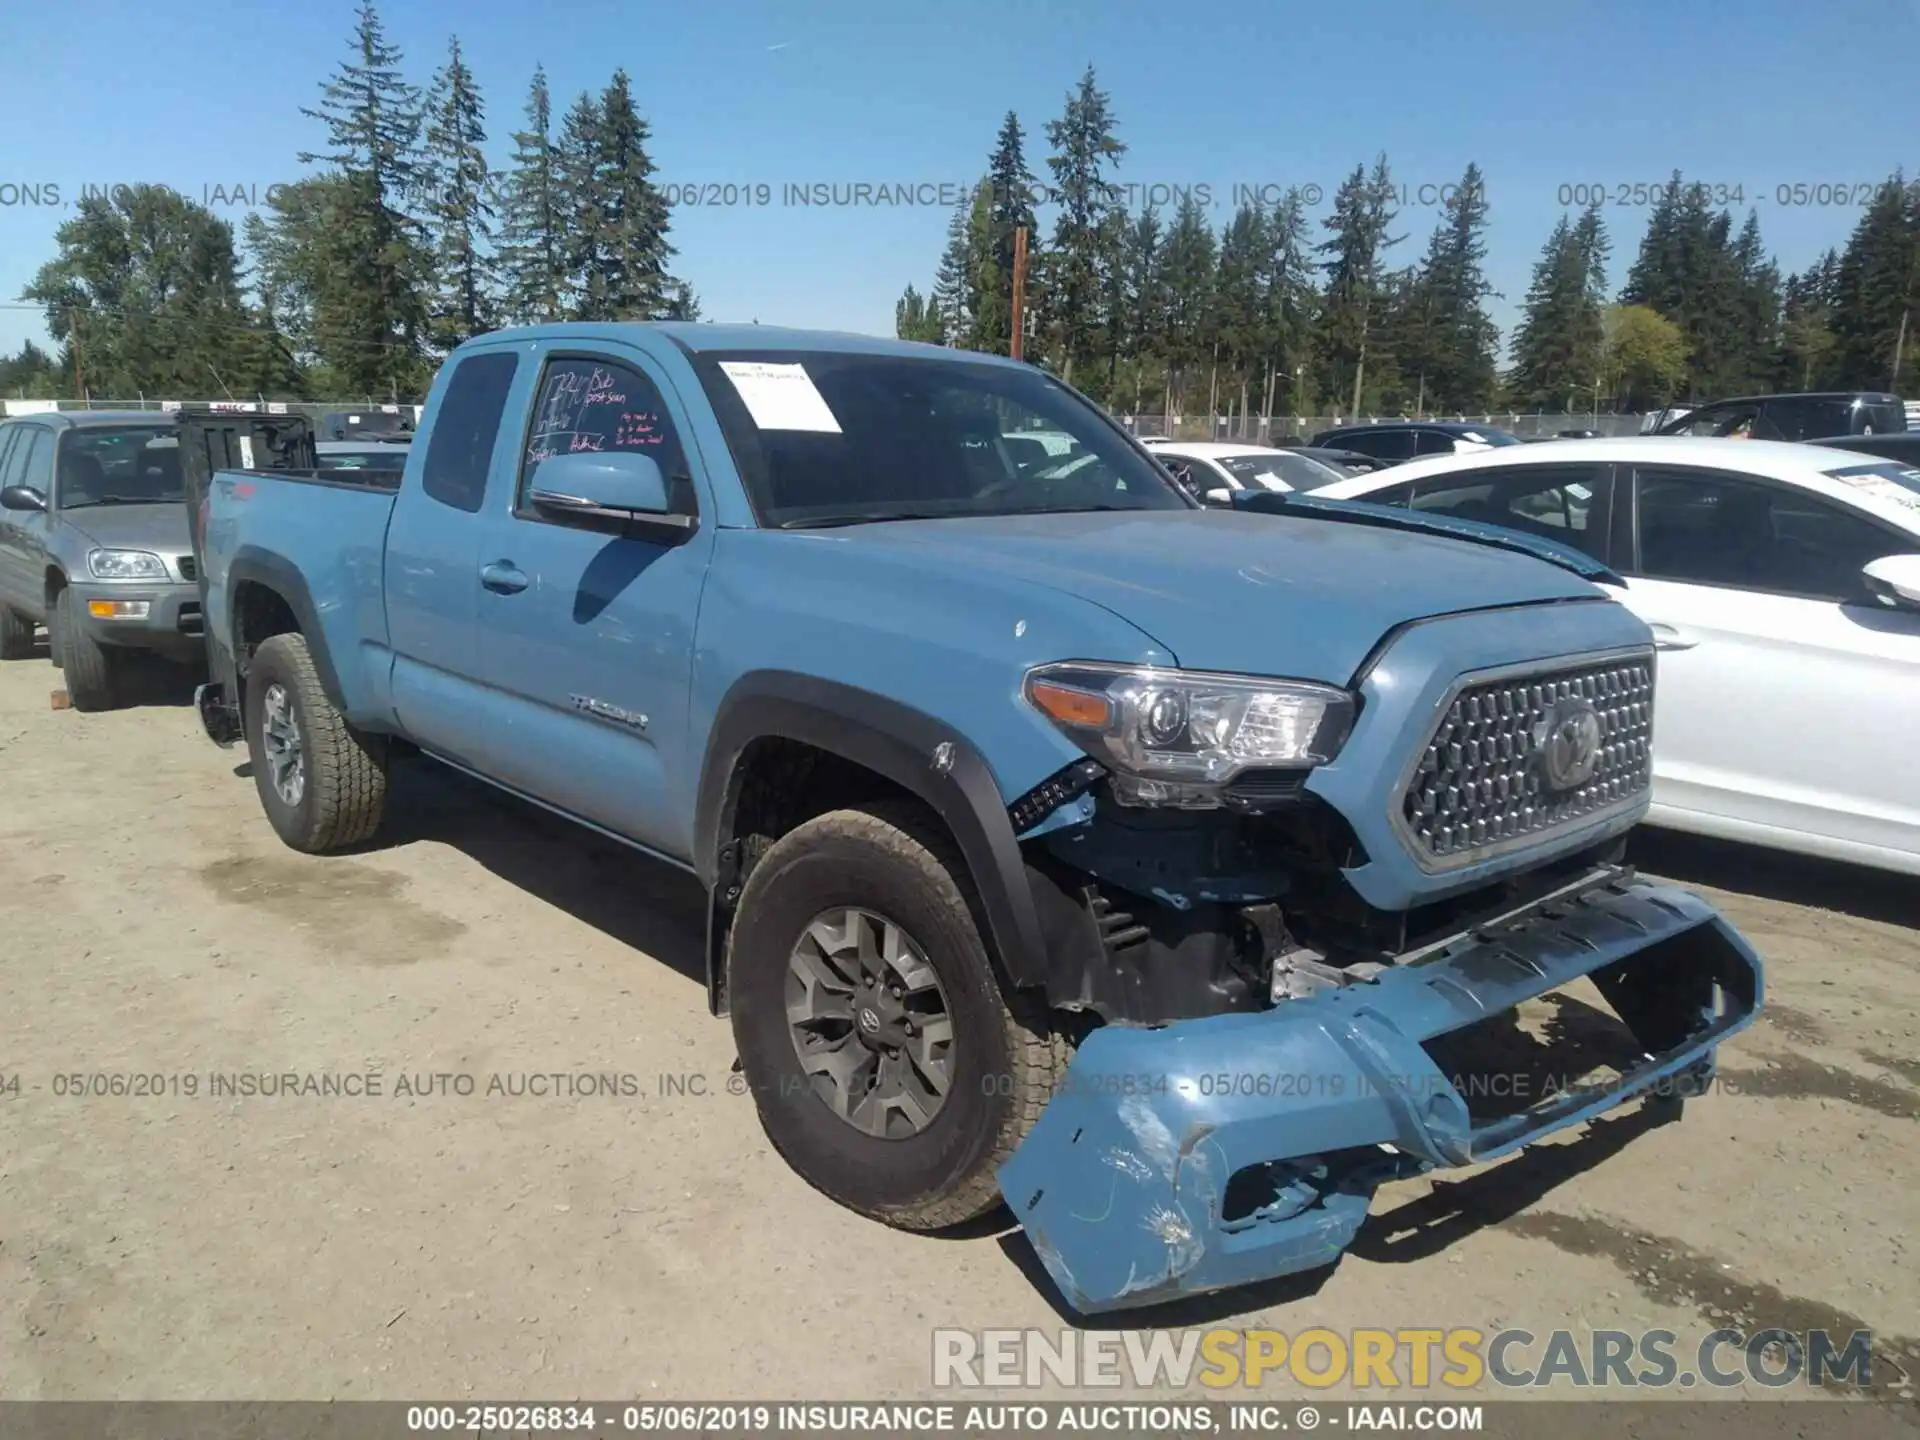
57;503;192;557
823;510;1606;682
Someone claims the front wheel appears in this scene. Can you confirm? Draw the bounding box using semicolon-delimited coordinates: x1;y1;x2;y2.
727;801;1064;1231
242;632;388;853
52;587;122;711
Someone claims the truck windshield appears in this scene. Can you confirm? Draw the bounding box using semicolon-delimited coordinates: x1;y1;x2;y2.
689;350;1191;527
57;426;183;508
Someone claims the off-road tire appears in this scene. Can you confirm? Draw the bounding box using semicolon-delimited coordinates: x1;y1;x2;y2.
244;632;387;853
727;800;1065;1231
53;587;121;712
0;605;33;660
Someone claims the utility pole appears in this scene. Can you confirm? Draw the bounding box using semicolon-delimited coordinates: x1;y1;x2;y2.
1891;305;1910;392
1009;226;1029;362
72;308;85;401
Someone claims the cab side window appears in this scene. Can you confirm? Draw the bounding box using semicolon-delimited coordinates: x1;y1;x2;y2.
519;357;695;516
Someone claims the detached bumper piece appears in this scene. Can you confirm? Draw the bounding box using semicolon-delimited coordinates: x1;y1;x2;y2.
997;879;1761;1315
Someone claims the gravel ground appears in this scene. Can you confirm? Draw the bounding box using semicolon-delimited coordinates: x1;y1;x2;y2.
1;650;1915;1411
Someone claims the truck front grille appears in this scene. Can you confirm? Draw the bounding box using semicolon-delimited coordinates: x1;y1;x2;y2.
1399;652;1654;867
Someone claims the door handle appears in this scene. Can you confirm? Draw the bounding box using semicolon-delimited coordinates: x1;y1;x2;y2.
1647;622;1700;651
480;561;529;595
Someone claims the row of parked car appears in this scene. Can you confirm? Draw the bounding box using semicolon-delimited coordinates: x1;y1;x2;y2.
1140;395;1920;879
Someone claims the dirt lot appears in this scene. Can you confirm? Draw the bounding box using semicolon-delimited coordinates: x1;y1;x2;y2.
1;649;1917;1407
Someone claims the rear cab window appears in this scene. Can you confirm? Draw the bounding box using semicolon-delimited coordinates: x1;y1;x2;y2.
420;351;520;513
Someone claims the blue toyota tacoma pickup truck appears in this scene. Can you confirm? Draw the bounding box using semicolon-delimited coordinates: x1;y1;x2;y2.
186;324;1762;1315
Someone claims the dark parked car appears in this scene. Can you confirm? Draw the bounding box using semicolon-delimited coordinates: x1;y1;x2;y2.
1801;431;1920;467
317;407;416;442
1291;445;1397;476
1654;392;1907;441
1308;421;1526;465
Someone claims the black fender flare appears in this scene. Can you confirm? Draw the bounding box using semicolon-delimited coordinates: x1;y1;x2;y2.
694;671;1048;1015
223;547;350;715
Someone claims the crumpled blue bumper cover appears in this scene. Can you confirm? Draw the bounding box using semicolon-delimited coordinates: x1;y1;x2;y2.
997;880;1762;1315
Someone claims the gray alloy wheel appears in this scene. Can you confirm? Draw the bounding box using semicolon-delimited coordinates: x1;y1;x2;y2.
259;681;307;808
785;905;955;1139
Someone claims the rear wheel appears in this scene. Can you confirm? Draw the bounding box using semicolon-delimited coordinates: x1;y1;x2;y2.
242;632;387;852
727;801;1063;1230
0;605;33;660
52;587;122;711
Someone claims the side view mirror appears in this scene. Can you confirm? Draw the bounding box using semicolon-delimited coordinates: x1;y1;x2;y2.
0;485;47;512
1203;488;1234;507
1862;554;1920;611
528;451;692;536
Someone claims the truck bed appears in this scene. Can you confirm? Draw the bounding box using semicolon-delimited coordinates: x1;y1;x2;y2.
200;464;401;718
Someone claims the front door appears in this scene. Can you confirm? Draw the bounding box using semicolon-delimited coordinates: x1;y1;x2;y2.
0;427;56;620
1621;464;1920;865
473;349;717;862
384;348;524;758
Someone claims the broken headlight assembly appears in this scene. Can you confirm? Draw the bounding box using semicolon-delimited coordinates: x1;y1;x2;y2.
1024;661;1356;808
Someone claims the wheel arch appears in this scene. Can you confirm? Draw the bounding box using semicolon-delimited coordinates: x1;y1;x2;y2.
695;672;1047;1017
223;547;349;716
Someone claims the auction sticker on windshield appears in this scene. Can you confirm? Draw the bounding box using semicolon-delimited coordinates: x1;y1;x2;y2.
719;361;843;433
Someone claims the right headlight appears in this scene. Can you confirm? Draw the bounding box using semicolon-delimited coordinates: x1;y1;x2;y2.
1024;661;1356;808
87;548;170;581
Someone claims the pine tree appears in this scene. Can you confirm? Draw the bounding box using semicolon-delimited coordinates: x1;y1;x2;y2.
421;36;500;350
1508;207;1609;410
296;1;432;394
1779;250;1839;389
977;112;1038;355
1157;194;1217;414
1256;189;1317;419
1211;201;1267;423
591;70;674;319
555;91;607;319
1316;155;1402;414
1828;173;1919;392
1728;211;1782;392
1117;206;1168;414
498;66;567;325
1039;66;1126;382
895;284;943;343
931;193;977;346
1404;163;1497;412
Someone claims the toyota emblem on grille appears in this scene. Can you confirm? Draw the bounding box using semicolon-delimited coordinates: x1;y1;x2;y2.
1532;697;1604;792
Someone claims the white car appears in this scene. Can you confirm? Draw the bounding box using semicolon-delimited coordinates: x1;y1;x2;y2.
1140;440;1349;501
1310;436;1920;875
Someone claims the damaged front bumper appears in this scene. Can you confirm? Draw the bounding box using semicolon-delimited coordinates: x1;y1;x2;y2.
997;874;1762;1315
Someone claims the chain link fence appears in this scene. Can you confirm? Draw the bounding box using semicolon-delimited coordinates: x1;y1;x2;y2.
1;398;423;424
1115;412;1649;442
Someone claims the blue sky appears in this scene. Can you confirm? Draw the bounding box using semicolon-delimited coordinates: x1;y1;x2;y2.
3;0;1917;380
